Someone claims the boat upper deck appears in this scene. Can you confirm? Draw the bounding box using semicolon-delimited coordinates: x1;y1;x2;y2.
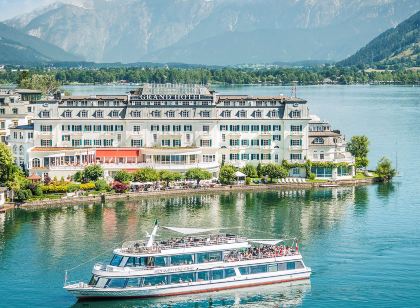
117;234;248;256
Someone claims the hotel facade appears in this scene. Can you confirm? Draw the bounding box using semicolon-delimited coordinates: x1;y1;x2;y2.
6;84;354;180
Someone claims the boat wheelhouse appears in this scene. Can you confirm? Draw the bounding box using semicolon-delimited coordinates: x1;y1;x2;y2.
64;223;311;299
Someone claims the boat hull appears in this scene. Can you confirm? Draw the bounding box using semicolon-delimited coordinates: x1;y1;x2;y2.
66;270;311;300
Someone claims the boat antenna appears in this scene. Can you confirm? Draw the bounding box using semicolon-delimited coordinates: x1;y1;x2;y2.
146;219;159;247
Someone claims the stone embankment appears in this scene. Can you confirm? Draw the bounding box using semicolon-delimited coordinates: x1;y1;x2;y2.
7;177;378;211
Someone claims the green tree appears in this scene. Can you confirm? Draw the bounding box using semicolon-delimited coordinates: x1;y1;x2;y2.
95;179;110;192
256;162;263;177
241;164;258;178
83;165;104;182
113;170;133;183
14;189;32;203
185;168;212;185
347;135;369;169
133;167;160;182
218;165;236;185
159;170;182;187
19;74;60;96
375;157;396;182
0;143;15;184
260;163;288;182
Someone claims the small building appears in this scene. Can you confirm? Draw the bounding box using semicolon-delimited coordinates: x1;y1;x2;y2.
0;187;6;207
235;171;246;184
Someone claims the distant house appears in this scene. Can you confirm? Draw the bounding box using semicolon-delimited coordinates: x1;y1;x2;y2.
0;187;6;207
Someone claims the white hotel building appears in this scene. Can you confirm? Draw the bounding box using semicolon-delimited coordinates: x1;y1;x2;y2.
7;84;354;180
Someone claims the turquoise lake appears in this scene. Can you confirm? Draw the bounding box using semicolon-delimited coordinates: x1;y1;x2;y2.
0;85;419;307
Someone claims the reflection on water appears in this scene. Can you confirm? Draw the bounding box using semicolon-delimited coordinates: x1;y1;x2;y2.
72;280;311;308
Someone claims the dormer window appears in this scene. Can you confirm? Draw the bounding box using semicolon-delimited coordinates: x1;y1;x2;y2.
291;110;301;118
151;110;161;118
269;110;277;118
167;110;175;118
224;101;231;106
110;110;120;117
63;110;72;118
95;110;104;118
180;110;189;117
238;110;247;118
132;111;141;117
80;110;88;118
254;110;262;118
41;111;50;118
222;110;231;118
314;137;324;144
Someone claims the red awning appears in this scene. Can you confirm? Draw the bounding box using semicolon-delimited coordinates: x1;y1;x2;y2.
96;149;140;158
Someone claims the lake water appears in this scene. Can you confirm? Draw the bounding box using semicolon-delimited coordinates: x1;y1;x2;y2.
0;85;419;307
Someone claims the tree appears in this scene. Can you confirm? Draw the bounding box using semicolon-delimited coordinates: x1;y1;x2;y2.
112;181;129;193
113;170;133;183
14;189;32;203
218;165;236;185
376;157;396;182
83;165;104;182
95;179;110;192
19;74;60;96
347;135;369;169
241;164;258;178
133;167;160;182
260;163;288;182
185;168;212;185
159;170;182;187
0;143;16;184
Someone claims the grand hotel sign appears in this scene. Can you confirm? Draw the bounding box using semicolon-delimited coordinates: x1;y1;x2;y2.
134;94;207;100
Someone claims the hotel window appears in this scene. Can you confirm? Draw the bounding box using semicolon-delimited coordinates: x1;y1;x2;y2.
239;101;246;106
19;145;24;155
63;110;72;118
40;125;52;132
291;110;301;118
251;139;260;146
151;125;159;131
241;140;249;146
241;125;249;132
290;139;302;146
270;101;276;106
220;125;228;131
132;101;141;106
186;134;191;142
0;109;4;115
222;110;231;117
261;125;271;132
98;101;105;107
152;110;161;118
275;154;279;162
110;110;120;117
94;125;102;132
40;139;52;147
222;134;226;142
32;158;40;168
200;140;212;147
180;110;189;117
133;125;141;132
290;153;302;160
173;125;181;132
28;132;33;139
182;101;189;106
238;110;247;118
251;125;259;132
254;110;262;118
184;125;192;131
203;155;215;162
261;154;271;160
84;140;92;146
261;139;271;146
12;108;18;114
103;139;113;146
173;140;181;147
84;125;92;132
95;110;104;118
154;101;161;106
94;140;102;146
0;121;4;129
230;154;239;160
291;125;303;132
132;111;141;117
72;125;82;132
115;125;124;132
273;125;281;131
320;152;325;160
251;154;259;160
162;125;170;132
80;110;88;118
62;135;70;141
203;125;210;132
27;107;32;112
241;154;250;160
202;101;210;106
314;137;324;144
62;125;70;131
81;101;88;107
72;139;82;147
67;101;74;106
161;140;170;147
167;111;175;118
273;135;281;141
201;111;210;118
224;101;231;106
113;101;120;106
292;167;300;175
230;139;239;146
230;125;240;132
41;111;50;118
103;125;113;132
13;132;17;139
131;139;143;147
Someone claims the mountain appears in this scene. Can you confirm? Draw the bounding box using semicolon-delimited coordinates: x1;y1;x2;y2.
5;0;420;65
0;22;82;63
338;10;419;67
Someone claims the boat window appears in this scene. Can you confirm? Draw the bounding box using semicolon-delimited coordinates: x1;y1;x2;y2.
88;275;99;286
267;264;278;272
137;257;147;267
125;257;136;267
110;254;123;266
224;268;236;278
170;254;194;266
277;263;286;271
155;257;167;267
295;261;304;269
211;269;224;280
197;271;209;281
106;278;127;288
170;272;194;284
286;262;296;270
126;278;141;288
239;266;249;275
250;264;267;274
143;275;167;286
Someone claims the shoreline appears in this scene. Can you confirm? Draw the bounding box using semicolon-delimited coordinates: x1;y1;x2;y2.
7;177;378;211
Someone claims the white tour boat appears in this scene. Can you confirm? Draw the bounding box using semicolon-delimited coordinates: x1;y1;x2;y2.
64;222;311;299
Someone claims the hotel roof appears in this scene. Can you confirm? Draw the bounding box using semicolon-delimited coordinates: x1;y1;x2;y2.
217;95;306;102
